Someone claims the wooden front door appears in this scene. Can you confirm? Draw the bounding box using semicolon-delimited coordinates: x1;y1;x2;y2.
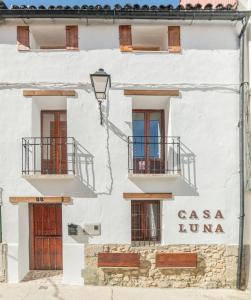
132;110;165;173
29;204;62;270
41;110;67;174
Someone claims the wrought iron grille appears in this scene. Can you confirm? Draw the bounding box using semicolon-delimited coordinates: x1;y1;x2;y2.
22;137;76;175
128;136;181;174
131;200;161;246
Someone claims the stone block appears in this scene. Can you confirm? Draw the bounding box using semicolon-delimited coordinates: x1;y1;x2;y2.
225;246;238;257
82;268;99;285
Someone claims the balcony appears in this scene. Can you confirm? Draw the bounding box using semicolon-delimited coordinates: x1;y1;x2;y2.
128;136;181;177
22;137;76;179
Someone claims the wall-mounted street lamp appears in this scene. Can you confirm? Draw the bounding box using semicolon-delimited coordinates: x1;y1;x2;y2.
90;68;111;125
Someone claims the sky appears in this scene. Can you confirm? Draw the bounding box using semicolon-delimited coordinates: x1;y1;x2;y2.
4;0;179;8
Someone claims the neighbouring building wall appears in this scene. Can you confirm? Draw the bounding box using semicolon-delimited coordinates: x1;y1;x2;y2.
243;21;251;291
0;20;241;285
0;244;7;283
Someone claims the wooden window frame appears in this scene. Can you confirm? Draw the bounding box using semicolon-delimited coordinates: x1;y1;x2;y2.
41;110;67;175
41;110;67;138
17;25;79;51
119;25;181;53
131;200;161;243
133;109;165;136
132;109;165;174
119;25;132;52
168;26;181;53
66;25;79;50
17;26;30;51
40;26;78;51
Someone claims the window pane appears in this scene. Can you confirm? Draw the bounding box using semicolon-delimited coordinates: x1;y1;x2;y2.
149;112;162;158
149;112;161;136
132;112;145;158
146;203;159;240
42;112;55;138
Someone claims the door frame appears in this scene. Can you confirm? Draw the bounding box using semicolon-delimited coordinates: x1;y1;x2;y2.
132;109;165;173
29;203;63;270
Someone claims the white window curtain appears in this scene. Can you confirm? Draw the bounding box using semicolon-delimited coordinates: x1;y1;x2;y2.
147;203;158;240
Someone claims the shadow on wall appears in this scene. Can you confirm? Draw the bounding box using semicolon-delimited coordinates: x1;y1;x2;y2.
26;96;198;198
75;141;95;192
179;142;197;194
26;134;198;198
107;119;128;143
26;98;117;198
130;141;198;197
25;140;98;197
26;176;97;198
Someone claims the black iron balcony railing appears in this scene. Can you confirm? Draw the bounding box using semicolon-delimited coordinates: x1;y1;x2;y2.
128;136;181;175
22;137;76;175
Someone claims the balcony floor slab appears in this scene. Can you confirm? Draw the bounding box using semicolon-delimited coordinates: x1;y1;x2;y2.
128;172;181;179
22;174;76;180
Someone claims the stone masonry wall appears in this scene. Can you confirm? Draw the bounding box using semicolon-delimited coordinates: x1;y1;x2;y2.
83;244;242;288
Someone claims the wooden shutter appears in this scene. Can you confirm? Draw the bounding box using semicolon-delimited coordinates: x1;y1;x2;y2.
59;121;67;174
119;25;132;52
17;26;30;51
168;26;181;53
66;25;78;50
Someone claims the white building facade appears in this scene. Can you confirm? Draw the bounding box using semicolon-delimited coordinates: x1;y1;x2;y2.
0;1;248;288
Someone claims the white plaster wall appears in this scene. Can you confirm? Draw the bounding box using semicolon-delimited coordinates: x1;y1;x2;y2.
0;20;241;283
238;0;250;9
0;22;239;84
18;203;29;281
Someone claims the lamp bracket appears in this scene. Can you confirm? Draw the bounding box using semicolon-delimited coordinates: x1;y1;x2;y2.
98;100;103;125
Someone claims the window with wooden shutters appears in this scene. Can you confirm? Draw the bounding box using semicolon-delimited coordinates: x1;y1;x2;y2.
66;25;78;50
131;200;161;245
17;26;30;51
119;25;132;52
168;26;181;53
